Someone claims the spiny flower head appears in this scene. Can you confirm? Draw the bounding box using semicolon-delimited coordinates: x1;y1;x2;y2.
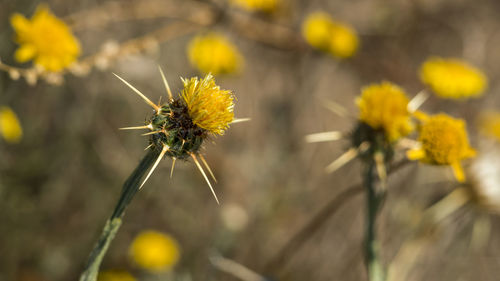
356;81;413;142
407;113;476;182
420;57;487;99
0;106;23;144
181;75;235;136
188;33;243;75
10;4;80;72
478;112;500;142
302;12;359;59
231;0;280;13
115;68;241;204
98;270;136;281
129;230;180;272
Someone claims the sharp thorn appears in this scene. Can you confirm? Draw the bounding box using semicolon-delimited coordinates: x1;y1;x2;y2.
170;158;176;179
191;154;220;205
139;145;169;190
158;66;173;101
231;118;251;124
113;73;160;111
325;147;358;174
305;131;343;143
119;124;153;130
408;90;429;113
199;154;217;183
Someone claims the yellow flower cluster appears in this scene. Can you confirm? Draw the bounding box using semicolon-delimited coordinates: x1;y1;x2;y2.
420;57;487;99
188;33;243;75
231;0;280;13
182;74;235;135
10;5;80;72
407;113;476;182
129;230;180;272
0;106;23;144
302;12;359;59
356;82;413;142
479;112;500;142
98;270;136;281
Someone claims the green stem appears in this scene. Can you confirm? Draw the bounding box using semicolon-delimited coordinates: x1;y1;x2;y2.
364;160;385;281
79;149;161;281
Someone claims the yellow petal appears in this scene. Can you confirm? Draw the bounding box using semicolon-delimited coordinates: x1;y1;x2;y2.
406;148;425;160
14;44;37;62
0;106;23;144
451;161;465;182
10;13;30;33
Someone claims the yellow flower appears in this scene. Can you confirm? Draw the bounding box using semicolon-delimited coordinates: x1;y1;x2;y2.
407;113;476;182
98;270;136;281
10;4;80;72
187;33;243;75
302;12;359;59
356;82;413;142
129;230;180;272
478;112;500;142
181;74;235;135
420;57;487;99
0;106;23;143
231;0;279;13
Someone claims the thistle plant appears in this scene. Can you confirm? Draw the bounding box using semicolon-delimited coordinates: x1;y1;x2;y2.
306;81;420;281
79;67;245;281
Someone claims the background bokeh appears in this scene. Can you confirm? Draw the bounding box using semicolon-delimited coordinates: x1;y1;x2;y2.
1;0;500;280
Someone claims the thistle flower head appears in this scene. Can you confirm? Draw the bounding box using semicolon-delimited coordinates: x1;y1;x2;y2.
420;57;487;99
129;230;180;272
97;270;136;281
302;12;359;59
188;33;243;75
181;75;235;136
10;4;80;72
115;68;242;204
0;106;23;144
407;113;476;182
356;81;414;142
231;0;280;13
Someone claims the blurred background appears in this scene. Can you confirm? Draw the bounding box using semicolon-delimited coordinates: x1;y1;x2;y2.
1;0;500;280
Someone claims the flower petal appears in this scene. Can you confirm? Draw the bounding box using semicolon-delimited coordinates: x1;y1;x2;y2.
14;44;37;62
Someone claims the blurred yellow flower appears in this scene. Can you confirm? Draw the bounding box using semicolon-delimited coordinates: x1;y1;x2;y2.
302;12;359;59
182;74;235;135
407;113;476;182
188;33;243;75
10;4;81;72
129;230;180;272
231;0;279;13
98;270;136;281
420;57;487;99
356;82;413;142
0;106;23;143
479;112;500;142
